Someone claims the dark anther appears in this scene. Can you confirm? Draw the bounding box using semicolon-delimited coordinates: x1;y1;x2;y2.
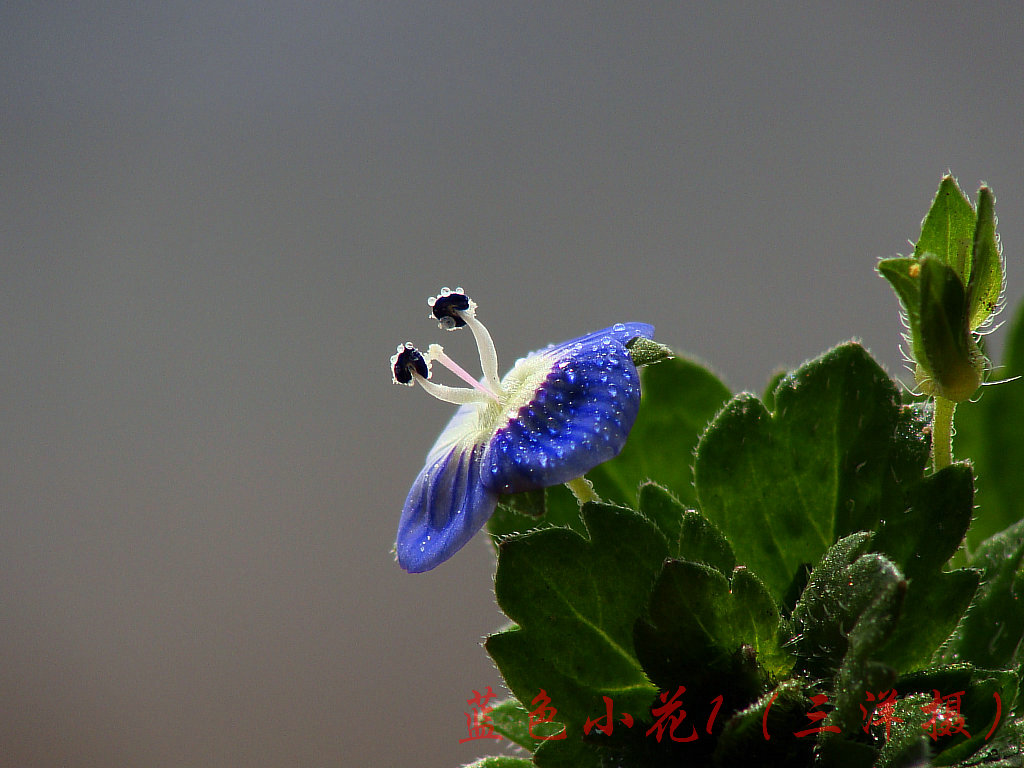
393;344;429;384
430;291;470;329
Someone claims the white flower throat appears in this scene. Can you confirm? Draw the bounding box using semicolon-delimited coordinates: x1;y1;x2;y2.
391;288;557;426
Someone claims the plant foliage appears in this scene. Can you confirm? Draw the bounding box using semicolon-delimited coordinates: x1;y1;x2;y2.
452;177;1024;767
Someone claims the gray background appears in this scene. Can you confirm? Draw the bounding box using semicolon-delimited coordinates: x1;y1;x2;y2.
2;3;1022;767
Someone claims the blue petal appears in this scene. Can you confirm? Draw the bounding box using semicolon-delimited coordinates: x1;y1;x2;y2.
537;322;654;357
395;438;498;573
483;323;653;494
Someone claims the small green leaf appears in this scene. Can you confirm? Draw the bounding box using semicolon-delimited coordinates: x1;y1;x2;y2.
940;518;1024;672
872;464;979;672
636;482;735;574
954;300;1024;547
914;175;976;281
712;680;816;766
485;504;666;756
459;757;534;768
821;574;905;761
486;698;543;751
588;355;731;508
873;464;973;577
967;186;1003;331
894;665;1017;765
694;343;928;603
874;692;937;768
634;559;792;721
532;736;602;768
791;533;904;679
728;567;792;676
488;483;587;542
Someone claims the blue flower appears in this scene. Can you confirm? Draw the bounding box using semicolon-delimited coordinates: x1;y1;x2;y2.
391;287;654;573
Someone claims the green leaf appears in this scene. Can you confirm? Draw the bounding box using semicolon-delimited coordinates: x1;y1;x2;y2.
874;692;937;768
532;736;602;768
588;355;731;508
694;343;929;603
820;572;905;763
458;757;534;768
625;561;791;766
635;560;789;693
485;504;666;758
729;567;793;676
873;464;973;577
955;300;1024;547
893;665;1017;765
791;533;904;679
712;680;816;766
636;482;736;574
488;483;587;542
968;186;1003;331
872;464;979;672
486;698;543;751
761;368;788;413
958;716;1024;766
940;518;1024;672
914;175;976;282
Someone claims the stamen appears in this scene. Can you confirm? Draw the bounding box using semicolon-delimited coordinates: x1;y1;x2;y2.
428;288;503;395
459;309;503;395
427;344;500;401
390;343;493;405
414;375;493;406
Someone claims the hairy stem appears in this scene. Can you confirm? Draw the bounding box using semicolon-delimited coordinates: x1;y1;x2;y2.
932;395;956;472
565;476;601;505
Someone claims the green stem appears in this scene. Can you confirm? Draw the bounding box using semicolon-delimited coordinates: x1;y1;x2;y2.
565;476;601;505
932;395;956;472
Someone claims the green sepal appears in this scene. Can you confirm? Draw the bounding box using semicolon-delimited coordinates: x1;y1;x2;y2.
878;177;1003;402
625;335;675;367
913;175;976;280
877;256;924;361
967;186;1003;331
917;255;983;401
